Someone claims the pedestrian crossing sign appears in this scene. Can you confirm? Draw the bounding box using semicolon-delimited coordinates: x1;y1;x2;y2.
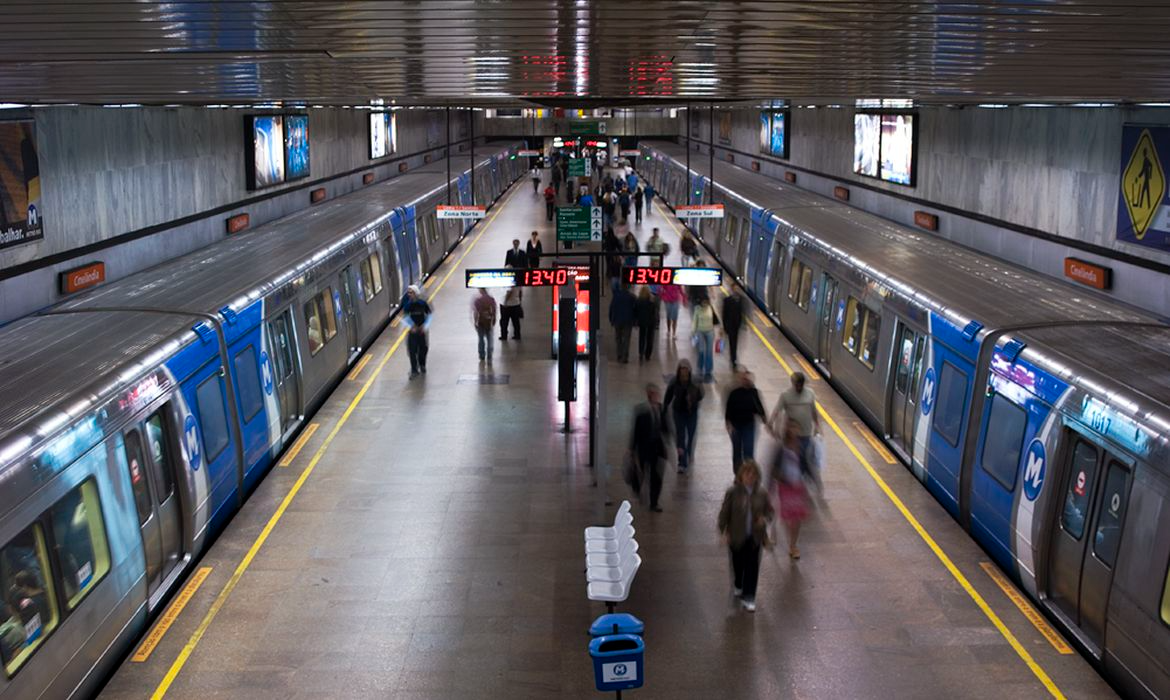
1122;128;1164;240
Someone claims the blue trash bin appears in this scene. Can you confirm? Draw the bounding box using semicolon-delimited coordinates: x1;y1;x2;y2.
590;633;644;691
590;613;644;638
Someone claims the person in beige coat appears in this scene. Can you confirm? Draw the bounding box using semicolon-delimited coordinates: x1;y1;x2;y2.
717;459;774;612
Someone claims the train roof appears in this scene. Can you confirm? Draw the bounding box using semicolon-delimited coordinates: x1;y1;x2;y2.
0;311;192;463
55;142;519;318
644;141;1163;331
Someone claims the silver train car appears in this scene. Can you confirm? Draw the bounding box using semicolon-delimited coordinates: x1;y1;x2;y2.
0;141;524;699
639;140;1170;699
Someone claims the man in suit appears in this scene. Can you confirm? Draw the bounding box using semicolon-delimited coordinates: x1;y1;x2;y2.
504;239;527;268
628;384;670;512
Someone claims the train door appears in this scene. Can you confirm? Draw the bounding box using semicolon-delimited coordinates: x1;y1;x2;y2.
1047;436;1132;653
816;273;839;374
766;241;786;313
122;408;183;602
338;265;360;357
266;309;301;434
735;220;750;278
887;322;926;457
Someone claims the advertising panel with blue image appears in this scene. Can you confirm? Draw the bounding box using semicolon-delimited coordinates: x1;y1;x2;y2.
284;114;310;180
248;115;285;190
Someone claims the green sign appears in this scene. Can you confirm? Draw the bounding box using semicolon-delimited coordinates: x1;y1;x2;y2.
568;157;592;177
569;121;607;135
557;206;603;242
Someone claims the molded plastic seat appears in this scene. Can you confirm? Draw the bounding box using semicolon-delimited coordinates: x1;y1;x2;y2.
585;525;634;553
587;545;639;582
587;554;642;602
585;511;634;541
586;538;639;568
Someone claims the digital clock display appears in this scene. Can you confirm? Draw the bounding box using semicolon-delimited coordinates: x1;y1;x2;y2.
621;266;723;287
466;267;589;288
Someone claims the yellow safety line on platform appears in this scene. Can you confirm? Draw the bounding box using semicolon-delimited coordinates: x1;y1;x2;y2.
791;352;819;380
658;202;1066;699
346;354;372;381
131;567;211;663
852;421;898;464
276;423;318;467
151;183;520;699
980;562;1075;655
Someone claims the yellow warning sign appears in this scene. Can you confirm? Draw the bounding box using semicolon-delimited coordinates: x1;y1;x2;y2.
1123;129;1165;239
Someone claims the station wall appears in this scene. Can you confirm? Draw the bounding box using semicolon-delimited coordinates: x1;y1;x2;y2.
0;106;489;323
676;105;1170;318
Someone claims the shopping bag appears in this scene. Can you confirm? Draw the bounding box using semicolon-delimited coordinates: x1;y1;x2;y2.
691;333;700;349
714;336;724;354
808;435;825;476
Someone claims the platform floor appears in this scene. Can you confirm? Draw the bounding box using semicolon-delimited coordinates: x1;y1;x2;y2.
102;171;1116;699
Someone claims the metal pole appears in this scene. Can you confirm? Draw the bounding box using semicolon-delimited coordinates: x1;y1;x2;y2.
588;259;599;468
469;109;476;205
685;105;691;205
709;102;715;204
446;107;452;204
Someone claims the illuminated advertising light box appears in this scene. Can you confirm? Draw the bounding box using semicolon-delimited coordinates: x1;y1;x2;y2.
246;115;286;190
854;111;916;186
0;119;43;250
369;112;396;159
284;114;310;181
853;114;880;178
552;265;591;357
622;266;723;287
466;268;582;288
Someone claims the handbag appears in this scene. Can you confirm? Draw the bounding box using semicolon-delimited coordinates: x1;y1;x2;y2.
691;333;700;349
714;336;724;354
517;305;525;319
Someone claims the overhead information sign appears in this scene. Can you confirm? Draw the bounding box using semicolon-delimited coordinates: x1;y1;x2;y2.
676;204;725;219
437;205;486;219
622;266;723;287
568;158;592;177
518;149;541;157
467;267;589;288
557;206;602;242
569;121;607;135
1117;125;1168;248
619;149;641;157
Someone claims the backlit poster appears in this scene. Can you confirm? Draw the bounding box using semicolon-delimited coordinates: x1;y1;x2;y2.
853;114;880;178
370;113;390;159
0;120;43;250
718;112;733;145
251;115;285;189
284;114;310;180
426;111;442;148
769;112;787;158
880;114;914;185
759;111;770;153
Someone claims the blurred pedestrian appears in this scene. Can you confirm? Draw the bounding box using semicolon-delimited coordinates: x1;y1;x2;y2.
646;228;669;267
526;230;544;267
659;282;684;340
622;231;640;268
628;383;669;512
721;292;745;370
718;459;773;612
633;186;645;223
543;184;557;222
725;367;766;471
471;288;497;362
505;239;527;268
618;188;631;223
769;371;822;492
692;296;719;381
531;166;541;192
644;183;655;216
664;360;703;473
635;286;659;362
771;418;810;559
609;283;636;363
403;285;432;378
680;232;699;263
499;270;523;341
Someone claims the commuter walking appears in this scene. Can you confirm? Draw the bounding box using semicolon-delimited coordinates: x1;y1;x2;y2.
635;286;660;362
531;166;541;193
543;184;557;222
664;360;703;473
718;459;774;612
628;384;669;512
505;239;527;268
646;228;669;267
680;233;699;264
769;371;823;492
499;276;523;341
644;183;655;216
721;292;745;370
771;418;810;559
609;283;637;363
725;367;766;471
618;188;631;224
471;289;497;362
403;285;432;378
692;296;719;382
659;282;684;340
622;231;640;268
526;230;544;268
633;186;645;223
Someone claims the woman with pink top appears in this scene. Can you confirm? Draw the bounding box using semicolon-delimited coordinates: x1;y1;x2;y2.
658;283;685;339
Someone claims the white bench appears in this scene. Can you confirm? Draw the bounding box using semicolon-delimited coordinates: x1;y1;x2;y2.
585;501;639;612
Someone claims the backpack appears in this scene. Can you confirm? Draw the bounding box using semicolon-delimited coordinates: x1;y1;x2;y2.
474;300;494;329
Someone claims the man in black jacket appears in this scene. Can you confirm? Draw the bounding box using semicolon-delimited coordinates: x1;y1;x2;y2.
725;367;767;472
722;293;745;370
504;239;527;268
629;384;669;512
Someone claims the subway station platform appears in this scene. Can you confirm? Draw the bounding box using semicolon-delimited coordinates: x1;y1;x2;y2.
101;172;1115;700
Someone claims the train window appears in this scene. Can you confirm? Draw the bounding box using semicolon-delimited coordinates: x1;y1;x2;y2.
319;289;338;341
909;336;925;406
725;217;737;244
859;309;880;369
195;374;230;463
787;259;804;303
1163;563;1170;625
1060;439;1099;540
978;395;1027;490
933;362;969;447
0;524;59;676
144;410;176;499
842;297;863;354
1092;461;1129;568
303;297;326;355
367;254;383;295
797;265;813;312
359;257;375;303
48;480;110;610
232;346;264;422
123;431;153;525
894;328;914;394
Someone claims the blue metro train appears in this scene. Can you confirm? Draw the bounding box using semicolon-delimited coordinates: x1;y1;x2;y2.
0;142;524;698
